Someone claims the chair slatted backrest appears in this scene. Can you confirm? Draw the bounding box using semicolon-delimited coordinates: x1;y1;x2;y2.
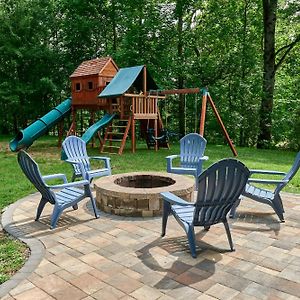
62;136;91;174
180;133;207;168
193;159;250;226
18;150;56;204
275;151;300;194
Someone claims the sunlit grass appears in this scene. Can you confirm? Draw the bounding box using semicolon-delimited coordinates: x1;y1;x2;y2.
0;135;299;212
0;232;29;284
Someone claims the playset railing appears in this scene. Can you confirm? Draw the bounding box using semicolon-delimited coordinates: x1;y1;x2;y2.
124;94;165;119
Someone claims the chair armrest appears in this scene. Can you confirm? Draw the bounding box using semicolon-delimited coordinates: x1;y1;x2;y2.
65;159;82;164
249;169;286;176
89;156;111;161
48;179;90;190
166;155;180;160
42;174;67;184
248;178;288;185
166;155;180;172
89;156;111;170
160;192;192;206
198;156;209;161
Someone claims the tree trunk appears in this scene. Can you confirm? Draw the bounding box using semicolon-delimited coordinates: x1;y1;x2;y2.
111;0;117;52
176;0;185;136
257;0;277;148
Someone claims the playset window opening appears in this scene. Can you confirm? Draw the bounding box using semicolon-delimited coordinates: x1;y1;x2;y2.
75;82;81;91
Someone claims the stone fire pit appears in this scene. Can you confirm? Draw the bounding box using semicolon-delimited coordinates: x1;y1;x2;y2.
94;172;194;217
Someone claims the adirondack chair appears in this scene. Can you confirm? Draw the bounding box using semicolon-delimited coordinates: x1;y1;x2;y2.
230;151;300;222
62;135;111;182
161;159;250;258
17;150;99;229
166;133;208;189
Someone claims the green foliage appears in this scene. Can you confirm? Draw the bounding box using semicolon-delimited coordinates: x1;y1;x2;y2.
0;0;299;148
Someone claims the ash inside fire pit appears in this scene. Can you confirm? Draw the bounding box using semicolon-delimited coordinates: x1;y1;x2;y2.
114;175;175;188
94;172;194;217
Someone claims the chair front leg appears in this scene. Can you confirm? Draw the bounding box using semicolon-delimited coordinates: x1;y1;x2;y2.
186;225;197;258
229;198;241;219
35;198;48;221
84;185;99;219
223;219;235;251
162;200;171;237
272;195;285;222
50;204;63;229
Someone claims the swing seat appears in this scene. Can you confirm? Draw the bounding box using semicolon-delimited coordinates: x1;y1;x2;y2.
166;133;208;190
146;128;169;149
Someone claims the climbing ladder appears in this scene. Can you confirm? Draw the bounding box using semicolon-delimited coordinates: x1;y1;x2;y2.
101;116;132;155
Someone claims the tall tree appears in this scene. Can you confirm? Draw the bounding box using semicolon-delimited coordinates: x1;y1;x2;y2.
257;0;300;148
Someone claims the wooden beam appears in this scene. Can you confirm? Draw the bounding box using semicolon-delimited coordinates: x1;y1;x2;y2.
143;66;147;96
207;93;238;157
156;88;201;95
124;93;165;99
199;92;207;136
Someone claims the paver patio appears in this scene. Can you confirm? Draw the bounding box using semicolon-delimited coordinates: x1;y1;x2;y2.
1;191;300;299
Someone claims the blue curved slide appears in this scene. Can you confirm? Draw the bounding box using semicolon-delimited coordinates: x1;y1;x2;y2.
9;98;72;152
81;113;115;144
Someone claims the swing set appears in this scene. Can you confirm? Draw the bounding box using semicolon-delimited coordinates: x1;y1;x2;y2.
148;87;238;156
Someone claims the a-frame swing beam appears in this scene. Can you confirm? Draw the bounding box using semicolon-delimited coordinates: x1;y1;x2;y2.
200;89;237;157
157;87;238;157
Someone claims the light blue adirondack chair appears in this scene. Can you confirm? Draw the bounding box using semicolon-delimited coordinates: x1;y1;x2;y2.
62;135;111;182
161;159;250;258
18;150;99;229
166;133;208;189
230;151;300;222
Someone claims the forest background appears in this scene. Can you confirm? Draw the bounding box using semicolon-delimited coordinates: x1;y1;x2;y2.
0;0;299;150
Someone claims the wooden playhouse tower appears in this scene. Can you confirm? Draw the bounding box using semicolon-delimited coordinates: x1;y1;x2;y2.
68;56;119;135
69;58;166;154
98;65;166;154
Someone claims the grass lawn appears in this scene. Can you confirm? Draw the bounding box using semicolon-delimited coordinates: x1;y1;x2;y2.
0;134;299;284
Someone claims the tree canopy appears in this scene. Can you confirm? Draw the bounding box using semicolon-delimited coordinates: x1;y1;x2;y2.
0;0;299;149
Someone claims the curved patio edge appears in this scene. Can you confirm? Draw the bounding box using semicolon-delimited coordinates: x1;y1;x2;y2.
0;193;45;298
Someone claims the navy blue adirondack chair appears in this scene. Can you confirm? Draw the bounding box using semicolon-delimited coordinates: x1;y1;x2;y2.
18;150;99;229
230;151;300;222
62;135;111;182
161;159;250;258
166;133;208;189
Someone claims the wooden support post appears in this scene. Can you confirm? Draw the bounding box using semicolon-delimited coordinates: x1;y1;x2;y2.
154;118;158;151
207;93;238;157
131;116;135;153
90;110;95;148
57;120;64;147
143;66;147;96
67;107;76;136
199;90;208;136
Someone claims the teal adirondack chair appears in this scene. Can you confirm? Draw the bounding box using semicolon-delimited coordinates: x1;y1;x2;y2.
166;133;209;189
62;135;111;182
161;159;250;258
230;151;300;222
18;150;99;229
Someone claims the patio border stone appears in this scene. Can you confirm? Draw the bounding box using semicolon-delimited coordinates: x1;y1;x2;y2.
0;193;45;298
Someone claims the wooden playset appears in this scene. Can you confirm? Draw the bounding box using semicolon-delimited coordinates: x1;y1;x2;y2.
67;56;237;156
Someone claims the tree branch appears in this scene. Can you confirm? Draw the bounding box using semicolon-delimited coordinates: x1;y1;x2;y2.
275;35;300;71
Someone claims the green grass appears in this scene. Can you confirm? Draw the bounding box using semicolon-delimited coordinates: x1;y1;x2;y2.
0;232;29;284
0;135;299;211
0;135;299;284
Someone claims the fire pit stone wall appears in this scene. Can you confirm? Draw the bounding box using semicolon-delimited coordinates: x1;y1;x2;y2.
94;172;194;217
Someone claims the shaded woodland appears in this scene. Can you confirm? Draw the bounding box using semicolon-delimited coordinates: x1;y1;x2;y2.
0;0;299;149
